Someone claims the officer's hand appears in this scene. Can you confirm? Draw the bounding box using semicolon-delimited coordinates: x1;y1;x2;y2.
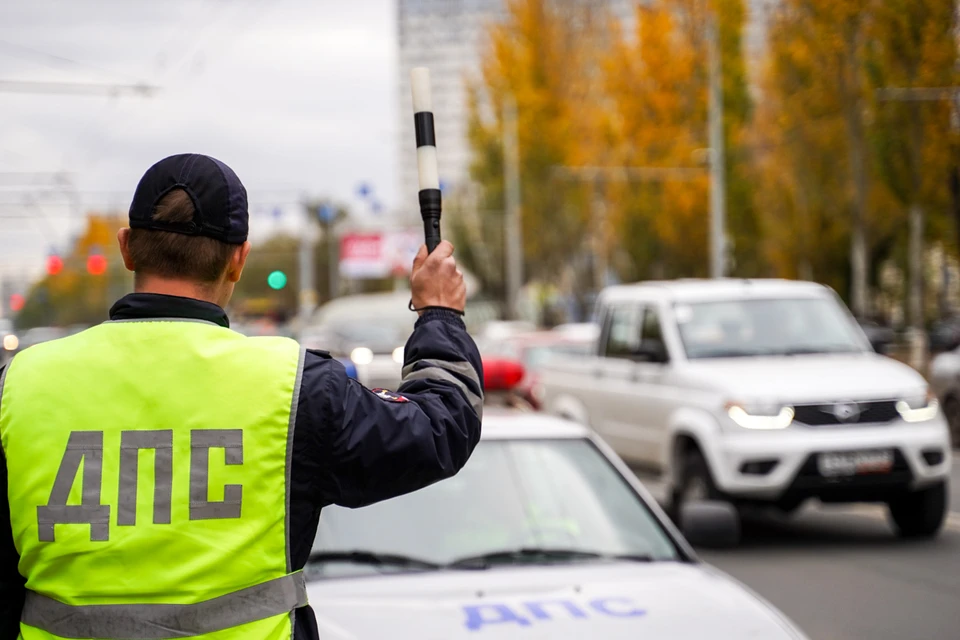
410;241;466;314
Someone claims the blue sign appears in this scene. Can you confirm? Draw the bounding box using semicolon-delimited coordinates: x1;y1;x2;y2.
356;183;372;199
370;200;383;215
463;596;645;631
272;206;283;220
317;204;335;224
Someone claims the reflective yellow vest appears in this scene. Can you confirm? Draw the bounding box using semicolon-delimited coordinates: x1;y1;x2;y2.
0;319;306;639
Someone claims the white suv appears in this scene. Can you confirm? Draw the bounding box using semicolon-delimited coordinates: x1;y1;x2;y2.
543;279;952;538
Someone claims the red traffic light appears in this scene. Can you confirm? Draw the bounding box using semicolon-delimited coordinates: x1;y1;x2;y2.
9;294;25;312
46;255;64;276
86;254;107;276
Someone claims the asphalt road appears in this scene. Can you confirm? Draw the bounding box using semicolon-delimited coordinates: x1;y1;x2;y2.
640;455;960;640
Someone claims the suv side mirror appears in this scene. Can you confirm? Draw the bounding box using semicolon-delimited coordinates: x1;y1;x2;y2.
633;340;668;363
680;500;740;548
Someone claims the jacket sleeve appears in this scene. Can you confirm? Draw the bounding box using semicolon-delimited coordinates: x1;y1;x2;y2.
0;366;26;640
298;309;483;509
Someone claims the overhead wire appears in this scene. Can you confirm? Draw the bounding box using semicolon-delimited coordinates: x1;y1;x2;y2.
0;39;145;83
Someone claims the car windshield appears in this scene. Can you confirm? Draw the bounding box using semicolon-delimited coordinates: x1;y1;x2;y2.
308;438;678;579
676;297;867;359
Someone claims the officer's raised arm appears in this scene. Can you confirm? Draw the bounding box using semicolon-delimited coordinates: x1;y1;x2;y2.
298;240;483;509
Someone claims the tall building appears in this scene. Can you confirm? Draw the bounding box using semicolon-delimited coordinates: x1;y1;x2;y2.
396;0;771;216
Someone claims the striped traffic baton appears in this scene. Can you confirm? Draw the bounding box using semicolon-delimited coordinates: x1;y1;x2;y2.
411;67;442;253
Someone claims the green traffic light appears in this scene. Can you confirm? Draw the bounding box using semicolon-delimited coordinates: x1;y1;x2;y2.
267;270;287;290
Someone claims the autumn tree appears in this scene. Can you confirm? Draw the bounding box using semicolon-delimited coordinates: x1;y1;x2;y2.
753;0;957;318
751;1;855;294
458;0;612;309
17;214;129;329
869;0;958;324
602;0;754;279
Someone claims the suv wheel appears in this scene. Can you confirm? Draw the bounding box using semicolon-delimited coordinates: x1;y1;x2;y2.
887;481;948;539
671;450;721;515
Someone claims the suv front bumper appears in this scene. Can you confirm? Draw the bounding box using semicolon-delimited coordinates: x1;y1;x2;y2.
707;418;951;504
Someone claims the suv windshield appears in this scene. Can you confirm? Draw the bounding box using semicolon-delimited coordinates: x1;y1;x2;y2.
309;439;678;579
676;297;867;359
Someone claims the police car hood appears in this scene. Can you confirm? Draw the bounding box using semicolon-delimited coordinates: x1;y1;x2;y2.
307;561;805;639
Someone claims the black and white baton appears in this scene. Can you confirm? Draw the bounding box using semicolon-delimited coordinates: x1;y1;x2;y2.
411;67;442;253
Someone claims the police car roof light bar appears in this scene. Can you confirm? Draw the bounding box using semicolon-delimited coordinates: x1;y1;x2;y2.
482;358;525;391
411;67;441;253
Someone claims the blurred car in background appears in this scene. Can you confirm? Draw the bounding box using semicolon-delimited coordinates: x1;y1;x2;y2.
929;349;960;447
856;319;896;355
543;279;952;538
305;357;808;639
302;292;415;389
551;322;601;342
0;319;17;366
15;326;67;352
473;320;538;353
482;330;595;409
928;315;960;354
231;319;292;338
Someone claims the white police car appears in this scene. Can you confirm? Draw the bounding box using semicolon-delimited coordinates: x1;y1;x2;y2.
304;359;807;639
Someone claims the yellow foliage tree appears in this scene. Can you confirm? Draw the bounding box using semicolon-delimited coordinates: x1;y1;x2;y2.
753;0;958;316
460;0;614;303
601;0;753;279
18;214;129;328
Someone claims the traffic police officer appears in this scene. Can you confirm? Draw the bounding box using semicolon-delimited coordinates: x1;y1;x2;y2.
0;154;483;639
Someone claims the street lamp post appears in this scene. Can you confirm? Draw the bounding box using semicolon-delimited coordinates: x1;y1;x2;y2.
502;97;523;320
706;11;727;279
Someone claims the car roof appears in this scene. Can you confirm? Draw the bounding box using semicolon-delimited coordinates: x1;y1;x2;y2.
499;331;594;346
600;278;831;305
479;410;591;440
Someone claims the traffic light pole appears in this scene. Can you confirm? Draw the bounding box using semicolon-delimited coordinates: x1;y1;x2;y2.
298;206;319;336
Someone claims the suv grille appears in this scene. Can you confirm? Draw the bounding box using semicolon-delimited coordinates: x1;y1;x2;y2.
792;400;900;426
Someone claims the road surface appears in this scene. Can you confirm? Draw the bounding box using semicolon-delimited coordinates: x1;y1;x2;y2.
635;454;960;639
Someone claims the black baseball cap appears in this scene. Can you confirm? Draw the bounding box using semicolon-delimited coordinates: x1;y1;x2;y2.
129;153;249;244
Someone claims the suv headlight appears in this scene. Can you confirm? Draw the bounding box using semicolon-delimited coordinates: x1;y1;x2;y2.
726;402;794;430
896;390;938;423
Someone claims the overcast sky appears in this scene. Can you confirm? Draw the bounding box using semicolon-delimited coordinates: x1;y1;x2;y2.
0;0;399;275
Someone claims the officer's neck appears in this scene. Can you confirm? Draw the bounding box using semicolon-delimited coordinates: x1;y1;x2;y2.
134;276;227;309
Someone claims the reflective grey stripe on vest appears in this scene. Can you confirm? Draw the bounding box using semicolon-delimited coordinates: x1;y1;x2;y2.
21;572;308;639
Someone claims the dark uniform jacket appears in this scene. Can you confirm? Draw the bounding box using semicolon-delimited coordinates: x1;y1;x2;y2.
0;293;483;640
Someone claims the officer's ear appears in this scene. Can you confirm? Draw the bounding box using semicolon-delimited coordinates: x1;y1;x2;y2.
226;241;252;283
117;228;136;272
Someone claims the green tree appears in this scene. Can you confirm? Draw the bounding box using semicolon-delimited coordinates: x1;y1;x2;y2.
869;0;958;320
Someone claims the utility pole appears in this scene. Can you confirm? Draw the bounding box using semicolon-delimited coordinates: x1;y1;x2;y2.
591;182;607;292
327;226;339;303
707;11;727;279
0;80;157;96
298;203;319;336
503;97;523;320
551;166;707;291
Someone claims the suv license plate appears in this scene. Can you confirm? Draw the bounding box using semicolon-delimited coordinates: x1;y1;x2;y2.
817;450;894;477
